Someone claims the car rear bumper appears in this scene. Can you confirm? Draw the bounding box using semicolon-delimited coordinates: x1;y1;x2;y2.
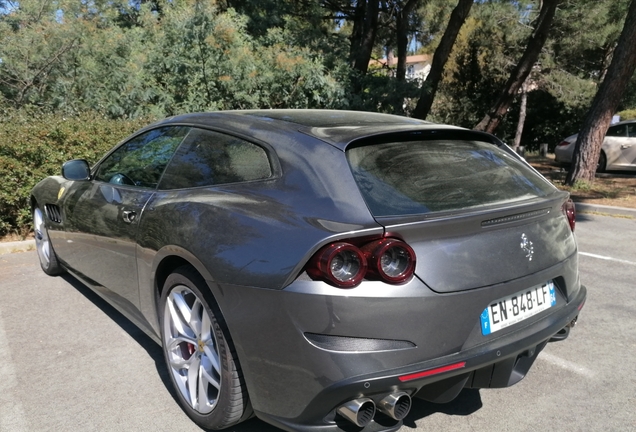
255;284;585;432
215;265;585;432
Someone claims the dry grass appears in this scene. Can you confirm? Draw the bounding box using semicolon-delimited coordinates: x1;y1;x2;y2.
527;154;636;209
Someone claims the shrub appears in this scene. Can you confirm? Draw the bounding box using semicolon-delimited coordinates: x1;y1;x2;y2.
0;110;152;237
617;108;636;121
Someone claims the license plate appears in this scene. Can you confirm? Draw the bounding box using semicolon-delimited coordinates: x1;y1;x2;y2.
480;282;557;336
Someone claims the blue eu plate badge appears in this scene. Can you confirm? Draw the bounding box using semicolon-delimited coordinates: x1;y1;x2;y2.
481;282;556;336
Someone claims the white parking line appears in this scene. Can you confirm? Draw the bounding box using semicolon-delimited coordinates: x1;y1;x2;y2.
579;252;636;266
0;308;28;431
539;352;595;378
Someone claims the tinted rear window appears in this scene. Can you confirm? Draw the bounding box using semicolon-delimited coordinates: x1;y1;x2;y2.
347;140;555;217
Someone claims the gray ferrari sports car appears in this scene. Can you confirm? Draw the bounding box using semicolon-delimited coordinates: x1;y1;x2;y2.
31;110;586;432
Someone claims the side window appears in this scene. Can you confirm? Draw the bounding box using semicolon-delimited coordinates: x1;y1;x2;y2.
627;123;636;138
606;125;626;137
95;127;189;188
159;128;272;190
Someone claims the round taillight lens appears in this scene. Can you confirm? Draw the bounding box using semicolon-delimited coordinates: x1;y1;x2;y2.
307;242;367;288
363;239;416;284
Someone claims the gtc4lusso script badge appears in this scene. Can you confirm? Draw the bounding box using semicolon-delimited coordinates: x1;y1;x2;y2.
480;282;557;335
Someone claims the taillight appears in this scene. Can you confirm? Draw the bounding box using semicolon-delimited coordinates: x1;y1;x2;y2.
306;238;416;287
557;140;570;147
563;199;576;231
306;242;367;288
362;239;416;284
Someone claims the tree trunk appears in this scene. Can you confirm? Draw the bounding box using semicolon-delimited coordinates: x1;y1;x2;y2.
349;0;367;67
474;0;560;133
513;83;528;151
396;0;420;81
412;0;473;120
352;0;380;74
565;0;636;185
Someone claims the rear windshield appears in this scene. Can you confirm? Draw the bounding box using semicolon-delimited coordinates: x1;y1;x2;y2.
347;139;555;217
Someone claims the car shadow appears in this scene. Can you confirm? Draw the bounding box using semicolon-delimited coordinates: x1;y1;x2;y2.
59;273;283;431
401;389;483;429
59;273;484;432
60;274;178;404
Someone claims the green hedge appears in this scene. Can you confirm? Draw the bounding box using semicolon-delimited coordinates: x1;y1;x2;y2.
0;111;152;237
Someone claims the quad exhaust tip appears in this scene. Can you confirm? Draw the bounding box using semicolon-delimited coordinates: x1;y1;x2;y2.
336;398;376;427
377;392;412;420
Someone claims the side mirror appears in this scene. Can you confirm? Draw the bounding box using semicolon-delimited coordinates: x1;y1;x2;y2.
62;159;91;181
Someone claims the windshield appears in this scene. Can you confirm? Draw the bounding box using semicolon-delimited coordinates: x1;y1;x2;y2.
347;139;555;217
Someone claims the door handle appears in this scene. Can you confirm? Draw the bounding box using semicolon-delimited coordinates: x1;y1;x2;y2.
621;144;633;149
122;210;137;223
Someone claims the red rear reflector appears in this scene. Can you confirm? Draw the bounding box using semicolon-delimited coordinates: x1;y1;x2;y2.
398;362;466;382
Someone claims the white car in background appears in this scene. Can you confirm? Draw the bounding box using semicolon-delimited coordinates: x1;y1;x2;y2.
554;120;636;172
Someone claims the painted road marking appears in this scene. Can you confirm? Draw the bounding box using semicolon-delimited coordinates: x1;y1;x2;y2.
539;352;595;378
579;252;636;266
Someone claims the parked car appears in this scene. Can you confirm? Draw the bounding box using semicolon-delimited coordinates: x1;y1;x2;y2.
554;120;636;172
31;110;586;432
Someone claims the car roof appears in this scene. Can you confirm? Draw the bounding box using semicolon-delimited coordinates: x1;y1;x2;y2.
612;119;636;126
156;109;480;150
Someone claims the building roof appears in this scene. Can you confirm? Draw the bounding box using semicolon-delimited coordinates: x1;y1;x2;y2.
369;54;431;68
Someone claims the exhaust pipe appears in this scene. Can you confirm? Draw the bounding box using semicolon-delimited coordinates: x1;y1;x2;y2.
377;392;412;420
336;398;376;427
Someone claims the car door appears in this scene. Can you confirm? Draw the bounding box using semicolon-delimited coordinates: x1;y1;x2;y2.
618;123;636;168
603;124;628;169
56;126;189;309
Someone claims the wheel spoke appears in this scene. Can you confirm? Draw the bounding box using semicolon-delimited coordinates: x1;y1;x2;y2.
198;366;210;409
200;308;212;341
189;299;203;339
172;291;193;324
202;344;221;375
187;354;201;408
167;293;195;339
200;356;221;390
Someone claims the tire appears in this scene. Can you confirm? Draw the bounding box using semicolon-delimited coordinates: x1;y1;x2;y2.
33;206;65;276
159;266;251;429
597;151;607;173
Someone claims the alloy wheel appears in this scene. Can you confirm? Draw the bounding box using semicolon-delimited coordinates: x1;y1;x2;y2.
163;285;222;414
33;208;51;268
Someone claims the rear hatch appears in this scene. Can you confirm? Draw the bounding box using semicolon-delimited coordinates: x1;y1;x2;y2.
346;131;577;293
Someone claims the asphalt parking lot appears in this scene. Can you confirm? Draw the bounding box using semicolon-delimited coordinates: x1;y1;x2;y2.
1;212;635;432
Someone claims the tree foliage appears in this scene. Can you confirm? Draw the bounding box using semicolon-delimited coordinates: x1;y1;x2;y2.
1;0;636;235
0;0;347;117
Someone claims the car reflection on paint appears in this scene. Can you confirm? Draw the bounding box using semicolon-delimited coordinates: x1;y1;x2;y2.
31;110;586;432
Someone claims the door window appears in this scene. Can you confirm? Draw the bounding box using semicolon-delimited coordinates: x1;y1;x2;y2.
95;127;189;188
606;125;626;137
159;128;272;190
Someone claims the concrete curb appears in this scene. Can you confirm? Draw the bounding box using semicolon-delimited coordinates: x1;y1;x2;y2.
0;239;35;256
575;203;636;218
1;202;634;256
